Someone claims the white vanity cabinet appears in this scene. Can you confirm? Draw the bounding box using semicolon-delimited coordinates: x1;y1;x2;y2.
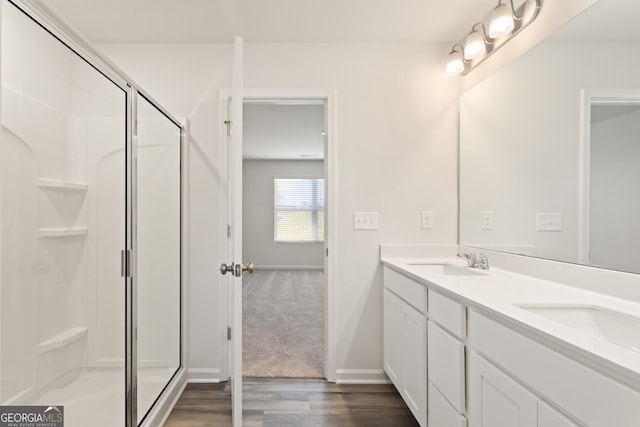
383;288;403;385
538;402;579;427
427;290;468;427
382;260;640;427
383;268;427;427
468;310;640;427
468;349;579;427
468;350;538;427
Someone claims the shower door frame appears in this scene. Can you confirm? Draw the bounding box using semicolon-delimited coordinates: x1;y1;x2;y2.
3;1;187;426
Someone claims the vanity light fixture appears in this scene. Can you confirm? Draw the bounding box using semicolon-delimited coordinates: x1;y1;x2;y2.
445;0;542;76
464;23;491;60
446;44;465;76
489;1;516;38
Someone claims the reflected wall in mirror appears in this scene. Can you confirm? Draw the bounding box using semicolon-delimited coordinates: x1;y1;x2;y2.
459;0;640;274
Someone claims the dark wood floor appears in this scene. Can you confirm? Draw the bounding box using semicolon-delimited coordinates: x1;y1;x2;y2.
164;379;420;427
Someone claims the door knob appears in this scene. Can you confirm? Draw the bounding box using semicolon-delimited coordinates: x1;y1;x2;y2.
242;262;254;274
234;262;254;276
219;262;234;275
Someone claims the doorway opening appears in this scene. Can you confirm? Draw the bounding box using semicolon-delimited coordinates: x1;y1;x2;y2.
241;100;326;378
580;90;640;273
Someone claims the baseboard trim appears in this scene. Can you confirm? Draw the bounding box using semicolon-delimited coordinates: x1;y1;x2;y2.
187;368;223;383
255;265;324;270
335;369;390;384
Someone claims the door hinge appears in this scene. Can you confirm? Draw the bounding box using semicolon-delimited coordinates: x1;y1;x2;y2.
227;326;232;341
326;248;329;256
121;249;132;278
227;224;232;238
224;120;232;136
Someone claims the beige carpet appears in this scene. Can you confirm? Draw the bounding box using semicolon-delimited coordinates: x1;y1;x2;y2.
242;269;324;378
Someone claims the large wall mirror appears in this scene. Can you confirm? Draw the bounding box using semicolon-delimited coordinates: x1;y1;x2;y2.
459;0;640;274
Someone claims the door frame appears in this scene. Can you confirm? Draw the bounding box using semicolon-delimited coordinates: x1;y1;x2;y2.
578;89;640;265
218;88;338;382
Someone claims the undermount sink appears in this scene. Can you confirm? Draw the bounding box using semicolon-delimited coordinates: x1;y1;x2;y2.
516;304;640;353
406;262;487;276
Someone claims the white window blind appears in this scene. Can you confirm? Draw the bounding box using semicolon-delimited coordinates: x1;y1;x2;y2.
274;178;325;242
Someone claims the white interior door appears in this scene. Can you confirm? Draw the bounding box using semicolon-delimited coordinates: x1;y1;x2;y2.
230;36;244;427
220;36;245;427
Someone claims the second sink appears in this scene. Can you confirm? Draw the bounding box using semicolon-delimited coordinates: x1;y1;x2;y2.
516;303;640;353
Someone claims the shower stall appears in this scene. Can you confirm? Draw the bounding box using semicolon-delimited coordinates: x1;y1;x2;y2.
1;1;184;426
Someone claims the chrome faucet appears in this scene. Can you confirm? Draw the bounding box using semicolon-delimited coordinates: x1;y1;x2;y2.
458;252;478;267
457;252;490;270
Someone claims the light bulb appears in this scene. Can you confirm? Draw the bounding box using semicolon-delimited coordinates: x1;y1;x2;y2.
489;3;515;38
445;49;464;76
464;30;486;60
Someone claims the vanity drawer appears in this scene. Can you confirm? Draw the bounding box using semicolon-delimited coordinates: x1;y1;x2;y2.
428;321;465;413
383;266;426;313
428;290;466;338
429;382;467;427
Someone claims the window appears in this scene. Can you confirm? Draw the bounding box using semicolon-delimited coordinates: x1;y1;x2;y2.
274;178;324;242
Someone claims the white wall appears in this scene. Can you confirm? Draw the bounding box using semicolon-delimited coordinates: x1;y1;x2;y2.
98;42;459;380
243;159;324;268
590;109;640;272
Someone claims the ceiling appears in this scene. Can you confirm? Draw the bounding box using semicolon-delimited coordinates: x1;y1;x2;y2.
243;103;324;160
37;0;495;44
551;0;640;43
36;0;640;48
591;105;640;124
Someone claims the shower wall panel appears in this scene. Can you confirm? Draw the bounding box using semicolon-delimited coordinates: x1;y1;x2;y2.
1;4;126;425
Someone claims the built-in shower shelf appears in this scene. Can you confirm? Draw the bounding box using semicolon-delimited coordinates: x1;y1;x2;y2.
37;177;88;191
37;327;87;353
37;227;88;238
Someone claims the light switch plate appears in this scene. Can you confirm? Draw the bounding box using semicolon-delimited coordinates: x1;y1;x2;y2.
537;213;562;231
481;211;493;230
421;211;434;229
354;212;379;230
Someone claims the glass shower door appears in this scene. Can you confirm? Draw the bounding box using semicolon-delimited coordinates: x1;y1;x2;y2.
1;2;127;426
135;95;181;424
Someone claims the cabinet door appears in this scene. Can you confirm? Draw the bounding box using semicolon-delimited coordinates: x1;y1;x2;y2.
468;351;538;427
429;382;467;427
428;320;465;413
383;289;403;385
403;303;427;426
538;402;579;427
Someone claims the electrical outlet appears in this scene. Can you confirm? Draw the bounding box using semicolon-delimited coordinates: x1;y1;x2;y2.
481;211;494;230
537;213;562;231
421;211;434;229
354;212;379;230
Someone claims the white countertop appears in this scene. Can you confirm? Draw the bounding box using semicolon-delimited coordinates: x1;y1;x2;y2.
381;257;640;388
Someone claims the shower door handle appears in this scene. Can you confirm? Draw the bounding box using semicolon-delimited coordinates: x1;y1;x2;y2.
121;249;132;278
